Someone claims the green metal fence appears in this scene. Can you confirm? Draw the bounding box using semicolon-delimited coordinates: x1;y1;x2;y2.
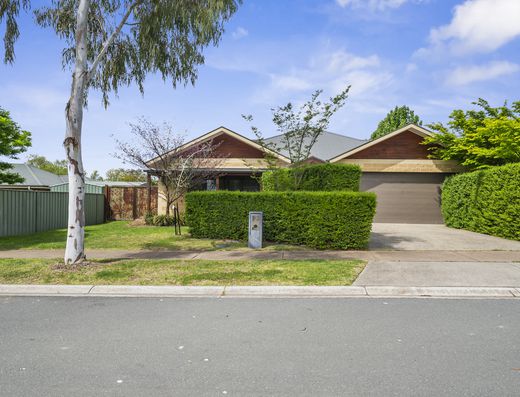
0;190;105;237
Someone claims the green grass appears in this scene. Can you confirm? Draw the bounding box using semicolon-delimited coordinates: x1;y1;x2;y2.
0;258;365;286
0;221;247;251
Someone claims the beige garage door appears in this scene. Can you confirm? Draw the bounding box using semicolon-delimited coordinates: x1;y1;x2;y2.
360;172;452;224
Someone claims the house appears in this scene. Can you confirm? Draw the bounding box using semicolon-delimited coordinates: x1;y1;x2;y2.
0;163;68;191
149;125;463;224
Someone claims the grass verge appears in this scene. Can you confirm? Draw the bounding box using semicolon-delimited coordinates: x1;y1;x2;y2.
0;258;365;286
0;222;246;251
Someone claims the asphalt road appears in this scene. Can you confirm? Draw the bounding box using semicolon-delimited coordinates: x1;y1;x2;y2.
1;297;519;396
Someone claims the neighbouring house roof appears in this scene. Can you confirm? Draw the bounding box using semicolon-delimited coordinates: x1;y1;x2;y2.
329;124;434;163
1;163;68;187
83;181;147;187
263;131;367;161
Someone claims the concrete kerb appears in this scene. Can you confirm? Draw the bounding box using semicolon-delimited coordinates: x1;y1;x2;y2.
1;284;519;298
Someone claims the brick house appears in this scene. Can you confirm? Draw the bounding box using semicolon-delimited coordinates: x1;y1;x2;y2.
149;124;462;224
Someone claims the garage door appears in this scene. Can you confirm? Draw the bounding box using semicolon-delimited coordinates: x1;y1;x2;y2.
360;172;451;224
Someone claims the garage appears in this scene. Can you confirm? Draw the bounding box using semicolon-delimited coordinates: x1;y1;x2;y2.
360;172;452;224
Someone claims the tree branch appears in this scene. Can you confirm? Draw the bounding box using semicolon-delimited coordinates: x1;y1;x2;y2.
87;0;140;82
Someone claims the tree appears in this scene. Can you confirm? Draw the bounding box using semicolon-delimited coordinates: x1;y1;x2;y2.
114;118;224;219
243;87;350;188
371;105;422;140
424;99;520;170
1;0;240;265
89;170;103;181
106;168;145;182
27;155;68;175
0;107;31;184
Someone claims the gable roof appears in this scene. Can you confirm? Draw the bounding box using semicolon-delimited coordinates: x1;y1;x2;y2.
329;124;433;163
264;131;367;162
146;126;291;167
1;163;68;186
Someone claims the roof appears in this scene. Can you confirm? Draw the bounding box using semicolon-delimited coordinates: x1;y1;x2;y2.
263;131;367;161
329;124;433;162
1;164;68;186
50;180;147;188
85;181;146;187
146;126;291;167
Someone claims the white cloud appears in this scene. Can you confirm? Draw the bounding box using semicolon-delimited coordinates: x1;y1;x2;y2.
336;0;414;11
255;50;393;103
421;0;520;55
231;27;249;40
445;61;520;86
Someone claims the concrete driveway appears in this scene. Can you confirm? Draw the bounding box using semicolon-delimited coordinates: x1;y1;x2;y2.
370;223;520;251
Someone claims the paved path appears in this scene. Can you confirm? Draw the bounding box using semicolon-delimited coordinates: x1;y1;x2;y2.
355;261;520;287
2;248;520;262
370;223;520;250
1;296;519;396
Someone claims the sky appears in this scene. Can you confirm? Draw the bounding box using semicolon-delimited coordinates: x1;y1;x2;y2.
1;0;519;175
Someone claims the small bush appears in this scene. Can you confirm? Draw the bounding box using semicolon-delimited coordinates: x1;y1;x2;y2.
261;163;361;192
186;191;376;249
145;214;182;227
442;163;520;240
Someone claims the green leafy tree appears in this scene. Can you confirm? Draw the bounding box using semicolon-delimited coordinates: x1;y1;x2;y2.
371;105;423;140
89;170;103;181
0;107;31;184
1;0;240;265
244;87;350;188
424;99;520;170
27;155;68;175
105;168;145;182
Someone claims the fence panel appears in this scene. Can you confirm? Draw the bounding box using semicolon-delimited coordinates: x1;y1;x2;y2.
0;190;104;237
106;186;157;220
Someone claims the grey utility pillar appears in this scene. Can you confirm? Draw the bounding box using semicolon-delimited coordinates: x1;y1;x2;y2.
248;211;263;249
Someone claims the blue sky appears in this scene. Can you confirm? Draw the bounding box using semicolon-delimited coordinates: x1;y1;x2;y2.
1;0;519;174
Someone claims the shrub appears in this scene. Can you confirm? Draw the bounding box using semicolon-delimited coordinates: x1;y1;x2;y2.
442;163;520;240
186;191;376;249
261;163;361;192
145;214;184;227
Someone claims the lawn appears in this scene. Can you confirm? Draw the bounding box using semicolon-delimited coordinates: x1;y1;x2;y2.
0;221;247;251
0;258;365;286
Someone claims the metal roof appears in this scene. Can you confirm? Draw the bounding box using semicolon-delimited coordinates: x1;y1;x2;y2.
263;131;367;161
1;163;68;187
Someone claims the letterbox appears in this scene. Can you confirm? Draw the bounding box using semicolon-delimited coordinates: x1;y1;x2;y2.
248;211;263;249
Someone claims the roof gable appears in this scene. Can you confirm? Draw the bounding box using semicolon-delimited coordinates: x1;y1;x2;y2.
146;126;290;166
329;124;433;162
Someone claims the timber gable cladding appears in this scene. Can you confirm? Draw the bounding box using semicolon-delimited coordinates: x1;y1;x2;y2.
148;124;461;174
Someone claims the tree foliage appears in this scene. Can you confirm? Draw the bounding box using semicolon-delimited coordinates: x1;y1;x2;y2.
371;105;422;140
114;118;224;216
27;154;68;175
89;170;103;180
245;88;350;165
0;106;31;184
105;167;145;182
2;0;241;105
424;99;520;170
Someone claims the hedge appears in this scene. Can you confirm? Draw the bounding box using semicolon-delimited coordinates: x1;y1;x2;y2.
261;163;361;192
442;163;520;240
186;191;376;249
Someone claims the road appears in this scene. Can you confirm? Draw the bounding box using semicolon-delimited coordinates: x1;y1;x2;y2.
1;297;519;396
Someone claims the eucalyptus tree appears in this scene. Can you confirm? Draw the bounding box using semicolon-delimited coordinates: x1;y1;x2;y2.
0;0;240;265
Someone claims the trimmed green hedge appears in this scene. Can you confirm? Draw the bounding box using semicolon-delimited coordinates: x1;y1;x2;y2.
186;191;376;249
442;163;520;240
261;163;361;192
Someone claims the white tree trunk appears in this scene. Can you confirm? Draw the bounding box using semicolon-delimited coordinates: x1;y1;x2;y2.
64;0;90;265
